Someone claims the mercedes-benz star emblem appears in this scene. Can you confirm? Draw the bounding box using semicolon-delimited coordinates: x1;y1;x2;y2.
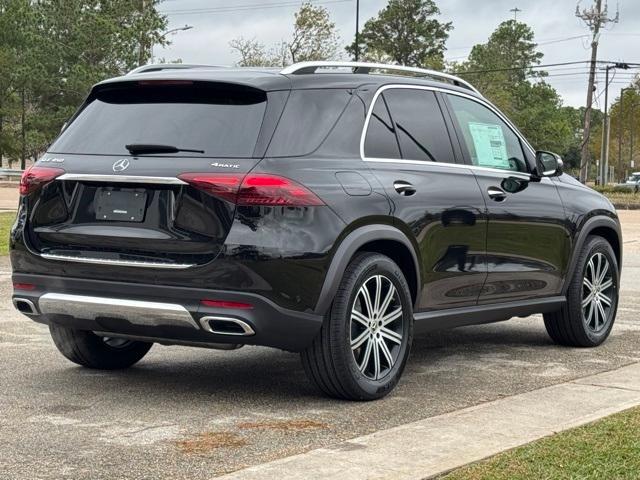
112;158;130;173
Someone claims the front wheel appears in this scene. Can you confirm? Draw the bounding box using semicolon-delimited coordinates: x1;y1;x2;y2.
49;324;153;369
301;252;413;400
544;235;619;347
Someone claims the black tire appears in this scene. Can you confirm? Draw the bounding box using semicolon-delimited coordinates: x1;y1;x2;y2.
49;324;153;369
301;252;413;401
544;235;619;347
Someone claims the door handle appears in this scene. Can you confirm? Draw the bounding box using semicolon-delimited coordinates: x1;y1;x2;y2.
487;186;507;201
393;181;416;196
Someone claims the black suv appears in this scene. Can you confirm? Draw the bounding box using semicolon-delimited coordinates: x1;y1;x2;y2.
11;62;622;400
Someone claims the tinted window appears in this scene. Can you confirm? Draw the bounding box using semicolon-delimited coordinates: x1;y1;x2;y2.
267;89;352;157
383;89;455;163
364;95;401;159
50;83;267;158
447;95;527;173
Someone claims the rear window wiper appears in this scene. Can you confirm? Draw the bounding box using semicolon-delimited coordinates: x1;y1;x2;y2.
125;144;205;155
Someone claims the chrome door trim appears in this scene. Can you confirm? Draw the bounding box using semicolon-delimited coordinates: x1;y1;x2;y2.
57;174;187;185
38;293;200;330
41;252;194;270
359;84;535;179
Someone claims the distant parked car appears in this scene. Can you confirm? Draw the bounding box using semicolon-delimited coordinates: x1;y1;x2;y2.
620;172;640;192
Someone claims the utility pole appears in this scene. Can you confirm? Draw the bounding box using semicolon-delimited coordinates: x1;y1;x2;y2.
576;0;619;183
510;7;522;20
355;0;360;61
600;63;629;185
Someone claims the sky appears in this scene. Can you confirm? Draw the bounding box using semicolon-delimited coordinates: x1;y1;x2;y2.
154;0;640;108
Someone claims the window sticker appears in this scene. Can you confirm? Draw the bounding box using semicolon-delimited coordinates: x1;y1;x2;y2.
467;122;510;169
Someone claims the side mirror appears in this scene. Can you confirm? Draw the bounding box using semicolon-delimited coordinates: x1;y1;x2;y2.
535;151;563;177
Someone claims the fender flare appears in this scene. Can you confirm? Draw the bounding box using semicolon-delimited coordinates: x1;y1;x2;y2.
314;225;421;315
562;215;622;295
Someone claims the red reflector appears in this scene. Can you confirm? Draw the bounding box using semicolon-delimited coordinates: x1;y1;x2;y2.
178;173;325;207
13;283;36;291
20;166;65;196
200;299;254;310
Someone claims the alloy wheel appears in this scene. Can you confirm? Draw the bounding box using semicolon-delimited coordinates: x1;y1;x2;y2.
582;252;615;333
350;274;404;380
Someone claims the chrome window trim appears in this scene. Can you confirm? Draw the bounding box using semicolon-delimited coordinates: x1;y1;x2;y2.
57;174;187;185
359;84;535;179
41;252;194;270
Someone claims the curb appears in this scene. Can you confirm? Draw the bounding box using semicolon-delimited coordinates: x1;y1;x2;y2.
218;362;640;480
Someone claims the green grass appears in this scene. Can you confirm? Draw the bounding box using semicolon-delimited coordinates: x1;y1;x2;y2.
0;212;16;255
589;185;640;209
441;406;640;480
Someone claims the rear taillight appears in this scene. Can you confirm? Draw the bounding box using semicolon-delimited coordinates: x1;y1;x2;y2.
20;166;65;196
178;173;325;206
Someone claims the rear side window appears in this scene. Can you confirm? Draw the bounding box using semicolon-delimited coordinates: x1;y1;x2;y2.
383;89;455;163
266;89;352;157
50;82;267;158
363;95;401;159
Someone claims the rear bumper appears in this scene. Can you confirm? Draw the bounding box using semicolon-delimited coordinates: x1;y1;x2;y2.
11;273;323;352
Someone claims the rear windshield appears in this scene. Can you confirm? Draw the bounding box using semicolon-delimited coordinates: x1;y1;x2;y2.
50;82;267;158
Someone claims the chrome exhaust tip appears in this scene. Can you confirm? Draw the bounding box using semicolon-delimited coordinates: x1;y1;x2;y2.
12;298;39;316
200;316;255;336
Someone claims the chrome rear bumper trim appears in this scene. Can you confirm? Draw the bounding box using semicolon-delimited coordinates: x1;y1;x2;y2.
57;174;187;185
39;293;199;330
41;253;194;270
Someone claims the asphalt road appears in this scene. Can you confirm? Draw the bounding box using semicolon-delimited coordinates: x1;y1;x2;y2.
2;212;640;479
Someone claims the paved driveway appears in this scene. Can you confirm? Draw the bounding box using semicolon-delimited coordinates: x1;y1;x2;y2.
1;212;640;479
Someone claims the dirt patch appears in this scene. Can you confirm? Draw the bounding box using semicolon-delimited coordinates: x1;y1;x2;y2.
237;419;328;432
175;431;247;454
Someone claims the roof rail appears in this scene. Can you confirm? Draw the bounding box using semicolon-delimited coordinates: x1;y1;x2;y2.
127;63;228;76
281;61;480;95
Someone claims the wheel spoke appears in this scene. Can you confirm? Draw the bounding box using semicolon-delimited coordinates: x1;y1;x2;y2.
597;259;609;285
380;326;402;345
586;300;595;329
358;338;373;373
372;339;381;379
378;282;397;318
351;330;369;351
599;293;612;307
582;292;593;308
594;254;602;285
359;285;375;318
351;309;369;328
378;337;394;368
583;276;595;292
373;275;382;316
600;278;613;292
380;307;402;326
596;300;607;329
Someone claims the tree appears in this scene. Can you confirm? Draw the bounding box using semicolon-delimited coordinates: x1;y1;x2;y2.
230;2;339;67
0;0;168;168
454;20;579;165
288;2;339;63
346;0;452;69
229;38;272;67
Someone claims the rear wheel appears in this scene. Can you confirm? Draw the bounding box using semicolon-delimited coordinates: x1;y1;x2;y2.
544;235;619;347
301;253;413;400
49;324;152;369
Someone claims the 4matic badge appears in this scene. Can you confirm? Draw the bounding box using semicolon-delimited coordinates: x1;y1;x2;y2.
210;162;240;169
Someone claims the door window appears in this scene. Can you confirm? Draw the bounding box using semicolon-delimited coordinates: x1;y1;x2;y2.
447;95;528;173
383;89;455;163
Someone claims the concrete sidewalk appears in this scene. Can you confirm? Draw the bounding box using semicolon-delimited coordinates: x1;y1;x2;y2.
219;362;640;480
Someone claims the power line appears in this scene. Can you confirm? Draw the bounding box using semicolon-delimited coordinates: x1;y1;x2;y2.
160;0;351;15
457;60;638;75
